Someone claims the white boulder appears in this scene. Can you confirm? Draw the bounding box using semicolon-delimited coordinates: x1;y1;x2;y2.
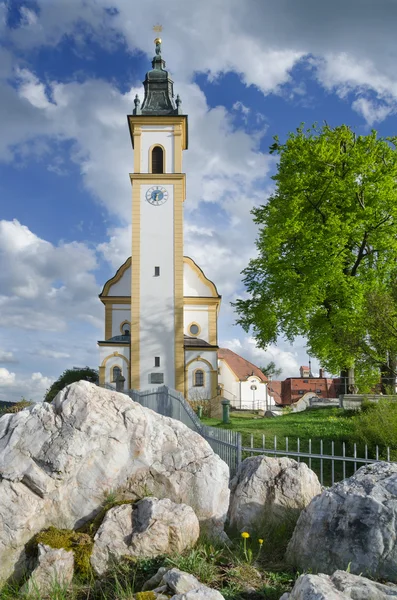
0;381;229;582
280;570;397;599
21;544;74;597
91;497;200;575
228;455;321;532
160;568;225;599
286;462;397;581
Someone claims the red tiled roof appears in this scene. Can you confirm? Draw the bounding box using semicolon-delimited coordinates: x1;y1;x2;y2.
218;348;267;383
267;380;283;405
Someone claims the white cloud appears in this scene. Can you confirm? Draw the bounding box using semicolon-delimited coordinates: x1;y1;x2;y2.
0;368;52;402
38;350;71;360
351;97;394;126
0;350;17;364
0;219;101;331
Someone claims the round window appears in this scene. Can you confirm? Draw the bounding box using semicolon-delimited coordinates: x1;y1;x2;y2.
189;324;199;335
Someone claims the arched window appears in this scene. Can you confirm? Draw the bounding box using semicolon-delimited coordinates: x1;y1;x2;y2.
112;366;122;382
194;369;204;387
151;146;164;173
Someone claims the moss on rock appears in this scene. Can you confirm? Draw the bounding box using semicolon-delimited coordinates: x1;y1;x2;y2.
33;527;93;578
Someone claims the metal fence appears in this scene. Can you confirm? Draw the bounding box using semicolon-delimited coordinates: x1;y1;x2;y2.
99;383;393;485
125;386;242;477
244;434;393;487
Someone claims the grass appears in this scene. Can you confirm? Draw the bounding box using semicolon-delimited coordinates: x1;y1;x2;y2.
0;533;296;600
201;407;383;486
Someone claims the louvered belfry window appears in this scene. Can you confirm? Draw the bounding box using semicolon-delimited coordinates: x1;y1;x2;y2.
152;146;164;173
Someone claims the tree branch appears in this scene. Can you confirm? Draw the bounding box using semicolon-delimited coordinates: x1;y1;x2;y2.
350;232;369;276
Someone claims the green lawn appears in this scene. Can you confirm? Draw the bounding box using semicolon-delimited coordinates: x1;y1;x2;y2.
202;408;375;486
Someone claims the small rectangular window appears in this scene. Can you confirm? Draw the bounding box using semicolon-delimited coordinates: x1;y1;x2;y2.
154;266;160;276
155;356;160;367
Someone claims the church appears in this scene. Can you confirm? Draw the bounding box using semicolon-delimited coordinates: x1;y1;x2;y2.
97;36;272;409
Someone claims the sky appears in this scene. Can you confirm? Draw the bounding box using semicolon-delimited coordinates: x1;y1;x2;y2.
1;0;397;401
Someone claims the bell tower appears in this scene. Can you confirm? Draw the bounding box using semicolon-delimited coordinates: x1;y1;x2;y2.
127;35;188;392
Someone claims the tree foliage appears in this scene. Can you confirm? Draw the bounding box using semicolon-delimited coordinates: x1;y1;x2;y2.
235;124;397;382
44;367;98;403
260;361;282;378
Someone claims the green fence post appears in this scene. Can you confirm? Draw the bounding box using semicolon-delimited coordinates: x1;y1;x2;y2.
221;399;230;424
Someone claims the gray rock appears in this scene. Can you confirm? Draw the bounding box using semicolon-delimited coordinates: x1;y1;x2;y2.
0;381;229;581
162;568;225;599
91;497;200;575
21;544;74;597
286;462;397;582
142;566;170;590
228;455;321;533
280;570;397;599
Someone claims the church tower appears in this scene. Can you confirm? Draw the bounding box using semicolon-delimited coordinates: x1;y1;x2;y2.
127;36;188;392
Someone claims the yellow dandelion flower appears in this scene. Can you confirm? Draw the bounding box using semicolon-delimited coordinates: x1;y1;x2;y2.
241;531;250;539
258;538;264;545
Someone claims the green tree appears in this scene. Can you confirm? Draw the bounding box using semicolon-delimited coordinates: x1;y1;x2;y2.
235;124;397;387
260;361;282;378
44;367;98;403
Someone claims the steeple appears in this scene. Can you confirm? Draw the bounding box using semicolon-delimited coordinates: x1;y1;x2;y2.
134;37;183;116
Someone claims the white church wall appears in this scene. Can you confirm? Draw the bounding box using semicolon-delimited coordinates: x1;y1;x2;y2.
240;377;268;411
184;262;214;296
218;360;239;405
184;307;209;341
100;347;130;386
141;126;174;173
139;183;175;390
108;267;131;296
111;308;130;337
185;351;217;401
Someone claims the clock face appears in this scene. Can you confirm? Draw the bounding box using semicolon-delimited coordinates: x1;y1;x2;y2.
146;186;168;206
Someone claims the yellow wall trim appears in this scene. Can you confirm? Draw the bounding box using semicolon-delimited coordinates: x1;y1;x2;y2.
131;180;140;389
100;257;131;298
119;320;131;334
183;256;220;298
100;352;130;386
174;179;184;393
187;321;201;337
128;115;188;150
133;126;141;173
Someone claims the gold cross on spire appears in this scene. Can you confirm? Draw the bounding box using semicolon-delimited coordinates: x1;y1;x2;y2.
153;24;163;33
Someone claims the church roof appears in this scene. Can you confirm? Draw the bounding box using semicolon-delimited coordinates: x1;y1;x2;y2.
184;335;218;349
218;348;268;383
132;38;183;117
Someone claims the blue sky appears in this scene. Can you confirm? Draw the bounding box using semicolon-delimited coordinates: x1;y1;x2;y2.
1;0;397;401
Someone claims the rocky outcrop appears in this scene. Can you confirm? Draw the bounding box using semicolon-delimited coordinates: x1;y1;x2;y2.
0;381;229;582
280;570;397;599
21;544;74;597
286;462;397;581
228;455;321;533
143;567;225;599
91;497;200;575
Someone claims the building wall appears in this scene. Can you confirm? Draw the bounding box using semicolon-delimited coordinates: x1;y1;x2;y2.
99;346;130;386
185;350;217;401
184;262;214;296
139;181;176;389
140;126;175;173
108;267;131;296
184;306;209;342
282;377;336;405
111;307;131;337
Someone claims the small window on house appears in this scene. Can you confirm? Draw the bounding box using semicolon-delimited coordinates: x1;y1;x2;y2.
303;379;309;383
316;389;322;394
154;266;160;276
299;390;304;395
155;356;160;367
112;366;122;382
194;370;204;387
152;146;164;173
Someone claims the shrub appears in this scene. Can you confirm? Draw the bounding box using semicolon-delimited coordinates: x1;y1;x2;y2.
0;400;33;415
353;398;397;457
